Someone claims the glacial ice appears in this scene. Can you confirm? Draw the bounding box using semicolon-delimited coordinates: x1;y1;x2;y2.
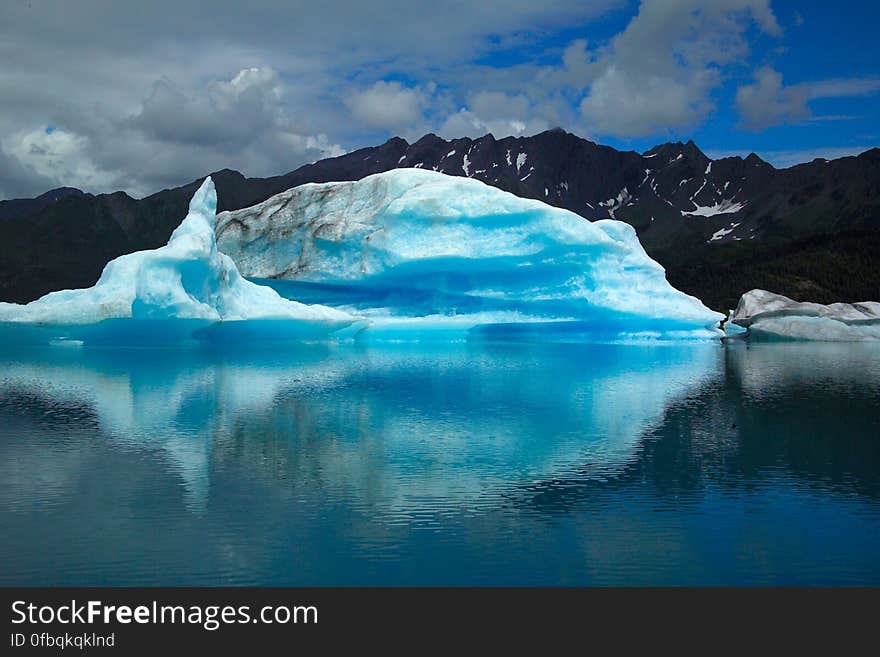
723;309;748;337
0;178;351;341
732;289;880;341
216;169;724;341
0;170;724;344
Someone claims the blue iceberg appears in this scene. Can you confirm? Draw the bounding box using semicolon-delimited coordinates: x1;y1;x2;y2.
216;169;723;341
1;170;722;344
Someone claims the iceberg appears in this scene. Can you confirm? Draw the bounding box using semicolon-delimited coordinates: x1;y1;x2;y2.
732;289;880;341
722;309;748;338
0;178;352;342
0;170;722;344
216;169;723;341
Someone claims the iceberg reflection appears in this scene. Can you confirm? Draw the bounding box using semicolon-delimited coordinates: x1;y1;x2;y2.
0;342;719;511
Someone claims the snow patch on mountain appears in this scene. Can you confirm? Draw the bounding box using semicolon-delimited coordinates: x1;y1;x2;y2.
684;199;746;217
708;222;741;242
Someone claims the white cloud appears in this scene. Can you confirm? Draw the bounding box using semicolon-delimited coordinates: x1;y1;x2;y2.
436;91;550;138
806;78;880;100
578;0;781;137
346;81;427;129
0;135;69;199
2;127;118;193
0;1;626;197
0;0;875;199
0;67;343;198
736;68;880;130
736;67;811;130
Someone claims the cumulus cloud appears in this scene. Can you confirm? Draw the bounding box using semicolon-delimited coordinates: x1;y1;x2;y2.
736;67;880;130
0;65;343;198
0;141;58;200
346;81;428;129
0;0;875;199
577;0;780;137
0;0;625;198
735;68;811;130
1;127;119;195
437;91;551;138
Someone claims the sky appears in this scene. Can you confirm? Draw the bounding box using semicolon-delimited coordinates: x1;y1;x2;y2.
1;0;878;199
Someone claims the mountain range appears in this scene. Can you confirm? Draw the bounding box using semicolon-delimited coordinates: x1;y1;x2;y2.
2;128;878;311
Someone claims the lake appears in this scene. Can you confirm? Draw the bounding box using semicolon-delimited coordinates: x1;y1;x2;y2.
1;339;878;585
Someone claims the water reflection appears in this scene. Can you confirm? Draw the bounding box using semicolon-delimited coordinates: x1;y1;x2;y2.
1;340;878;585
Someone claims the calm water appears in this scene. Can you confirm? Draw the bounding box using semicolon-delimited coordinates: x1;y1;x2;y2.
1;339;878;585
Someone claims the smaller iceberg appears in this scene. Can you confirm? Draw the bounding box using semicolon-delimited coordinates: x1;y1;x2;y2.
731;289;880;341
0;178;351;343
722;309;748;338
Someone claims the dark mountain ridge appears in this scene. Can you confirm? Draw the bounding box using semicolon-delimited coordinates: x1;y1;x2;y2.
0;187;84;222
1;129;878;310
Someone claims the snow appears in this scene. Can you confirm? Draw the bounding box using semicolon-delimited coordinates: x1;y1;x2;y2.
516;152;527;174
649;178;674;207
0;178;352;330
643;153;658;158
691;178;707;200
599;187;632;219
445;150;456;158
732;289;880;341
544;188;548;196
397;155;406;164
683;199;746;217
216;169;723;341
505;149;512;166
462;153;471;176
708;222;740;242
704;162;712;175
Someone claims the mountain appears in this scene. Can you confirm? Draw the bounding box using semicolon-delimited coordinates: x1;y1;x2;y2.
0;187;83;221
1;129;878;310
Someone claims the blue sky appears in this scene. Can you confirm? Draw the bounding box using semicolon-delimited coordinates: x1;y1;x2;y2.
428;0;880;164
0;0;878;198
560;1;879;162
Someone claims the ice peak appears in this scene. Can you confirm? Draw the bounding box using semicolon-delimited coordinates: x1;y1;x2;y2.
189;176;216;219
0;174;351;329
